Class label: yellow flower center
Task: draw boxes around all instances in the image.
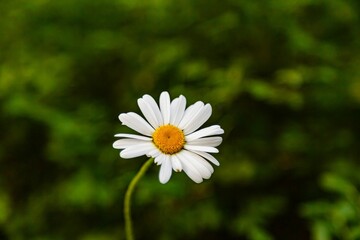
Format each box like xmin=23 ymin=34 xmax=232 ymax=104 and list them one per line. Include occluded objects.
xmin=152 ymin=125 xmax=185 ymax=154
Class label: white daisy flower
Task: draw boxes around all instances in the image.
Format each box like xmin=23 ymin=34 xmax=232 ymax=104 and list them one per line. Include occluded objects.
xmin=113 ymin=91 xmax=224 ymax=184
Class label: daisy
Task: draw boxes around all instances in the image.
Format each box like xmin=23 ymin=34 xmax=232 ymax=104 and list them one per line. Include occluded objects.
xmin=113 ymin=91 xmax=224 ymax=184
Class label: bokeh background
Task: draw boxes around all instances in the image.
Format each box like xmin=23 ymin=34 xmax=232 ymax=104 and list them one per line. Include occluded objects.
xmin=1 ymin=0 xmax=360 ymax=239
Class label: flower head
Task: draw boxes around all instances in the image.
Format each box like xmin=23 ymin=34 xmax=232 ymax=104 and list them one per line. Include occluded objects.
xmin=113 ymin=91 xmax=224 ymax=184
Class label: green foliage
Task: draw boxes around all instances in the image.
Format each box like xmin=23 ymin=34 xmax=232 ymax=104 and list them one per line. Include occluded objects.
xmin=302 ymin=170 xmax=360 ymax=240
xmin=1 ymin=0 xmax=360 ymax=239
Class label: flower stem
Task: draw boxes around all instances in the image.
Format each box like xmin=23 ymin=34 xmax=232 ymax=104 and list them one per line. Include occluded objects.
xmin=124 ymin=158 xmax=153 ymax=240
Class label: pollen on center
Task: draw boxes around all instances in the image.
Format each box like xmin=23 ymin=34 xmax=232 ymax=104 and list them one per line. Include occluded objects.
xmin=152 ymin=124 xmax=185 ymax=155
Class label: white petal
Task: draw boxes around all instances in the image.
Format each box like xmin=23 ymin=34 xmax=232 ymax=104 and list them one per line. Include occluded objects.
xmin=113 ymin=139 xmax=148 ymax=149
xmin=138 ymin=98 xmax=161 ymax=128
xmin=160 ymin=91 xmax=171 ymax=124
xmin=178 ymin=101 xmax=204 ymax=130
xmin=192 ymin=150 xmax=220 ymax=166
xmin=185 ymin=125 xmax=224 ymax=141
xmin=154 ymin=154 xmax=165 ymax=165
xmin=183 ymin=104 xmax=212 ymax=135
xmin=147 ymin=148 xmax=162 ymax=158
xmin=114 ymin=133 xmax=151 ymax=141
xmin=170 ymin=95 xmax=186 ymax=126
xmin=184 ymin=145 xmax=219 ymax=153
xmin=181 ymin=150 xmax=213 ymax=179
xmin=159 ymin=155 xmax=172 ymax=184
xmin=119 ymin=113 xmax=154 ymax=136
xmin=188 ymin=151 xmax=214 ymax=174
xmin=120 ymin=143 xmax=155 ymax=159
xmin=171 ymin=155 xmax=182 ymax=172
xmin=177 ymin=151 xmax=203 ymax=183
xmin=187 ymin=137 xmax=222 ymax=147
xmin=143 ymin=94 xmax=163 ymax=126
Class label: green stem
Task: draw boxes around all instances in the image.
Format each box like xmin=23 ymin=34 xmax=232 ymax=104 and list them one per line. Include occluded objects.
xmin=124 ymin=158 xmax=153 ymax=240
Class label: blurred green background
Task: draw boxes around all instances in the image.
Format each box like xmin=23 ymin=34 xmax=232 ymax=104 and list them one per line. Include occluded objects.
xmin=1 ymin=0 xmax=360 ymax=239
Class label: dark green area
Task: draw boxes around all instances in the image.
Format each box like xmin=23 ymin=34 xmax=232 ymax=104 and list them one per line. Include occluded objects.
xmin=1 ymin=0 xmax=360 ymax=239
